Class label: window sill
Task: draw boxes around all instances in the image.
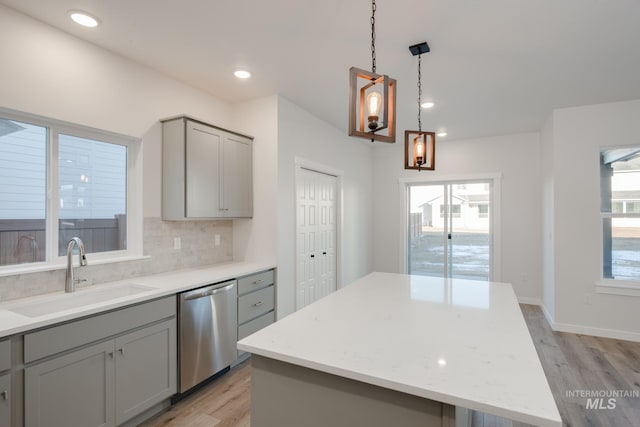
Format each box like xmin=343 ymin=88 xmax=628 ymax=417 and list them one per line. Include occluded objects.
xmin=596 ymin=280 xmax=640 ymax=297
xmin=0 ymin=254 xmax=151 ymax=278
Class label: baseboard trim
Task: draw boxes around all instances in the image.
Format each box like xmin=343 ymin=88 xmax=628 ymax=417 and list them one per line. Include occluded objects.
xmin=517 ymin=297 xmax=541 ymax=305
xmin=551 ymin=321 xmax=640 ymax=342
xmin=538 ymin=303 xmax=640 ymax=342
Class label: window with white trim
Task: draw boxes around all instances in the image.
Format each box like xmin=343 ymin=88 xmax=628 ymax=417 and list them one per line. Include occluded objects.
xmin=600 ymin=147 xmax=640 ymax=282
xmin=0 ymin=109 xmax=141 ymax=270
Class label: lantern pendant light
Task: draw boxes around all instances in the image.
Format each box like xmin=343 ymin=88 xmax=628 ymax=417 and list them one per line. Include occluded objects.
xmin=348 ymin=0 xmax=397 ymax=143
xmin=405 ymin=42 xmax=435 ymax=171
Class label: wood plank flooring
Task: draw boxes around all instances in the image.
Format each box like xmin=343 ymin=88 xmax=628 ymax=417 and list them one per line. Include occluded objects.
xmin=141 ymin=305 xmax=640 ymax=427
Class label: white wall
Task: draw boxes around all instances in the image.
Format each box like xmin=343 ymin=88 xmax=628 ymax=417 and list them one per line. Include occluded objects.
xmin=372 ymin=133 xmax=543 ymax=301
xmin=548 ymin=100 xmax=640 ymax=339
xmin=277 ymin=97 xmax=374 ymax=318
xmin=540 ymin=113 xmax=556 ymax=318
xmin=0 ymin=4 xmax=234 ymax=219
xmin=231 ymin=96 xmax=278 ymax=264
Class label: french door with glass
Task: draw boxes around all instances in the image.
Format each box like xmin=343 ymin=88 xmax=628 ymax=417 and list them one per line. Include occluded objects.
xmin=407 ymin=180 xmax=494 ymax=280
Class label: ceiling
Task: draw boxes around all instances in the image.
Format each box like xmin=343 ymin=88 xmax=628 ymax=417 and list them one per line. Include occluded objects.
xmin=2 ymin=0 xmax=640 ymax=141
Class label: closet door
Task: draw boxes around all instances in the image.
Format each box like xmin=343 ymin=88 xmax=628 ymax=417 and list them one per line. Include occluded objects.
xmin=296 ymin=168 xmax=337 ymax=310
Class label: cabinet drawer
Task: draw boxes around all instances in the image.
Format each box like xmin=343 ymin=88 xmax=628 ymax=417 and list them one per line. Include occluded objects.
xmin=25 ymin=296 xmax=176 ymax=363
xmin=238 ymin=286 xmax=274 ymax=324
xmin=238 ymin=311 xmax=275 ymax=341
xmin=0 ymin=340 xmax=10 ymax=372
xmin=238 ymin=270 xmax=274 ymax=295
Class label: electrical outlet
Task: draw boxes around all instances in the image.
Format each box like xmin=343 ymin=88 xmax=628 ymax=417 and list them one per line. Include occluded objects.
xmin=173 ymin=237 xmax=181 ymax=250
xmin=214 ymin=234 xmax=221 ymax=246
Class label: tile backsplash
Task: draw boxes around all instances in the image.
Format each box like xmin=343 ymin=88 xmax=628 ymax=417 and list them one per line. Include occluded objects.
xmin=0 ymin=217 xmax=233 ymax=302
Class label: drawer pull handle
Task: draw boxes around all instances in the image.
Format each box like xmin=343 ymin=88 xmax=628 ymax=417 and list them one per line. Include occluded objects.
xmin=253 ymin=301 xmax=264 ymax=307
xmin=253 ymin=279 xmax=265 ymax=285
xmin=1 ymin=390 xmax=7 ymax=400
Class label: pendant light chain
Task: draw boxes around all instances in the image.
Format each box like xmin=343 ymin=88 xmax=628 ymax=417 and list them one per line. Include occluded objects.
xmin=371 ymin=0 xmax=376 ymax=73
xmin=417 ymin=54 xmax=422 ymax=132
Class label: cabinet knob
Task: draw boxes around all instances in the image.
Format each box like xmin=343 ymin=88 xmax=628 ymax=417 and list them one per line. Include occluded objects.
xmin=323 ymin=251 xmax=327 ymax=255
xmin=310 ymin=254 xmax=315 ymax=258
xmin=1 ymin=390 xmax=7 ymax=400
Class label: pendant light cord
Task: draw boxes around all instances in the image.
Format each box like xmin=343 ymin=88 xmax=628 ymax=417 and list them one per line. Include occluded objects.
xmin=417 ymin=54 xmax=422 ymax=132
xmin=371 ymin=0 xmax=376 ymax=73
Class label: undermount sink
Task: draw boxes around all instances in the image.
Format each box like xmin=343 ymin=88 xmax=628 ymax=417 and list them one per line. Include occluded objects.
xmin=5 ymin=284 xmax=156 ymax=318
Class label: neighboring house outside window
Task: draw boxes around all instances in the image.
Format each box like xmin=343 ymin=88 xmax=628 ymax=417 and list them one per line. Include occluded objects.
xmin=600 ymin=147 xmax=640 ymax=283
xmin=0 ymin=109 xmax=141 ymax=270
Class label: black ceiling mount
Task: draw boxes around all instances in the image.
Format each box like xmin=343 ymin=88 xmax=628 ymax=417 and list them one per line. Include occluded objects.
xmin=409 ymin=42 xmax=430 ymax=56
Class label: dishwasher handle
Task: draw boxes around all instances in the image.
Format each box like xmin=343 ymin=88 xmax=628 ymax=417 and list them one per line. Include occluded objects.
xmin=182 ymin=282 xmax=236 ymax=301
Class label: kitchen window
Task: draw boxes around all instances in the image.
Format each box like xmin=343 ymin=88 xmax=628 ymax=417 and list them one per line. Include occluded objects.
xmin=599 ymin=147 xmax=640 ymax=287
xmin=0 ymin=108 xmax=142 ymax=273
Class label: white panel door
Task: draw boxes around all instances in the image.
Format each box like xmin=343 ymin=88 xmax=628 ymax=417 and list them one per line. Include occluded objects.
xmin=296 ymin=168 xmax=337 ymax=310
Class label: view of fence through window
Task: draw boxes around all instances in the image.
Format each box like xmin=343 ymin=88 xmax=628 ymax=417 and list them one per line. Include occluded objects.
xmin=0 ymin=117 xmax=128 ymax=266
xmin=408 ymin=182 xmax=491 ymax=281
xmin=600 ymin=148 xmax=640 ymax=281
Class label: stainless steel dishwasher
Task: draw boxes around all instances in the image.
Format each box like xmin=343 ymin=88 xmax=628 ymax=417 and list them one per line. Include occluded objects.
xmin=178 ymin=280 xmax=238 ymax=393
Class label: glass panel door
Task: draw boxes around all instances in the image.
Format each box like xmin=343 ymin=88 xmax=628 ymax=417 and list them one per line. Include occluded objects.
xmin=408 ymin=181 xmax=492 ymax=280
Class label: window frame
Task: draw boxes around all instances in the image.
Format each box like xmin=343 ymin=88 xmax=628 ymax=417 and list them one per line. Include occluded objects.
xmin=597 ymin=146 xmax=640 ymax=295
xmin=0 ymin=108 xmax=144 ymax=276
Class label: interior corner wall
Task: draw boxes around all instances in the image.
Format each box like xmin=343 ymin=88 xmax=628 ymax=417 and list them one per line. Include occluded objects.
xmin=540 ymin=113 xmax=556 ymax=320
xmin=371 ymin=132 xmax=543 ymax=302
xmin=551 ymin=100 xmax=640 ymax=339
xmin=231 ymin=96 xmax=279 ymax=264
xmin=276 ymin=96 xmax=374 ymax=319
xmin=0 ymin=4 xmax=234 ymax=219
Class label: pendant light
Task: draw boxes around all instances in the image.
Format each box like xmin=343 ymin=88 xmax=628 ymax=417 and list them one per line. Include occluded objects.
xmin=405 ymin=42 xmax=435 ymax=171
xmin=349 ymin=0 xmax=397 ymax=143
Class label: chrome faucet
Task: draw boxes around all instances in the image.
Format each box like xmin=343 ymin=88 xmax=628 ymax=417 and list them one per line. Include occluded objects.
xmin=65 ymin=237 xmax=88 ymax=292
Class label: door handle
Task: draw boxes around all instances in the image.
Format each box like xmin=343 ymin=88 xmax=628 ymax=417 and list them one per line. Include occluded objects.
xmin=119 ymin=347 xmax=125 ymax=356
xmin=1 ymin=390 xmax=8 ymax=401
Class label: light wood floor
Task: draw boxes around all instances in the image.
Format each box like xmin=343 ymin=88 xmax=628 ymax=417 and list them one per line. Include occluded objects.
xmin=141 ymin=305 xmax=640 ymax=427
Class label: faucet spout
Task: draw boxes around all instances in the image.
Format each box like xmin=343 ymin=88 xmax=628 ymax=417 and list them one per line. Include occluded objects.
xmin=65 ymin=237 xmax=88 ymax=292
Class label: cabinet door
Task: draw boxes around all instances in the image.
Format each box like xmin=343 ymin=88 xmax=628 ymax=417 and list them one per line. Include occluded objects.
xmin=25 ymin=341 xmax=115 ymax=427
xmin=0 ymin=373 xmax=10 ymax=427
xmin=186 ymin=121 xmax=223 ymax=218
xmin=222 ymin=134 xmax=253 ymax=217
xmin=114 ymin=319 xmax=177 ymax=425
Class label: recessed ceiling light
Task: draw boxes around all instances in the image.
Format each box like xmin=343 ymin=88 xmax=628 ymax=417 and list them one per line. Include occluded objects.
xmin=437 ymin=132 xmax=447 ymax=137
xmin=69 ymin=11 xmax=100 ymax=28
xmin=234 ymin=70 xmax=251 ymax=79
xmin=421 ymin=101 xmax=435 ymax=109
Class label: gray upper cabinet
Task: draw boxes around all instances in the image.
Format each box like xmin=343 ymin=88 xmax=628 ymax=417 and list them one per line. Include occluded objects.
xmin=162 ymin=116 xmax=253 ymax=220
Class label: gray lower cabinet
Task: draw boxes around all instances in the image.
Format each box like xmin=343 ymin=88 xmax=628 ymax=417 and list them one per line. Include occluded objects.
xmin=24 ymin=297 xmax=177 ymax=427
xmin=0 ymin=372 xmax=10 ymax=427
xmin=115 ymin=321 xmax=176 ymax=425
xmin=1 ymin=339 xmax=12 ymax=426
xmin=237 ymin=270 xmax=276 ymax=356
xmin=25 ymin=341 xmax=115 ymax=427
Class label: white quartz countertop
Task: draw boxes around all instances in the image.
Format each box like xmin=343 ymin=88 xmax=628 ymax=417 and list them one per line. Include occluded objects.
xmin=238 ymin=272 xmax=561 ymax=427
xmin=0 ymin=261 xmax=274 ymax=338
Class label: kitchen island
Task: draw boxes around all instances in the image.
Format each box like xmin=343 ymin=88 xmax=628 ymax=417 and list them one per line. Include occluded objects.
xmin=237 ymin=272 xmax=561 ymax=427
